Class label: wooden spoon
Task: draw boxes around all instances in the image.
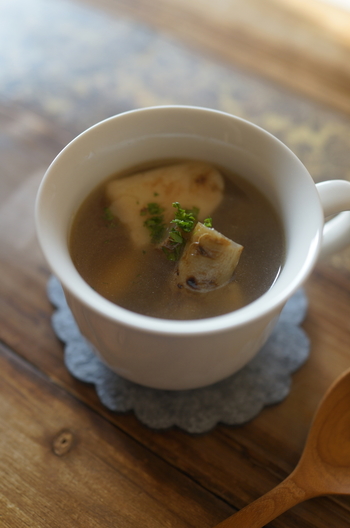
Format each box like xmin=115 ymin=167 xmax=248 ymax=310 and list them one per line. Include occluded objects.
xmin=214 ymin=368 xmax=350 ymax=528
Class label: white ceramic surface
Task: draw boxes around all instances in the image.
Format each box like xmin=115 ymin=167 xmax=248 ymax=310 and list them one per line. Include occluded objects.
xmin=35 ymin=106 xmax=350 ymax=389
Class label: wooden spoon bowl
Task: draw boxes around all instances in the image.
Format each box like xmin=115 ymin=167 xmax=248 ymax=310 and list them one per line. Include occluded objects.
xmin=214 ymin=368 xmax=350 ymax=528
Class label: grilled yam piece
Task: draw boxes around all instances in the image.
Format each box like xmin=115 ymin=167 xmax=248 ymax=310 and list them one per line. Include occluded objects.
xmin=175 ymin=222 xmax=243 ymax=293
xmin=106 ymin=162 xmax=224 ymax=248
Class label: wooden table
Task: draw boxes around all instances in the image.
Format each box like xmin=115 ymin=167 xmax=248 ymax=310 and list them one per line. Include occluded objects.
xmin=1 ymin=0 xmax=350 ymax=526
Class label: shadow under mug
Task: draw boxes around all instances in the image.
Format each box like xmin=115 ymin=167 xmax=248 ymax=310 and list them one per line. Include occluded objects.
xmin=35 ymin=106 xmax=350 ymax=390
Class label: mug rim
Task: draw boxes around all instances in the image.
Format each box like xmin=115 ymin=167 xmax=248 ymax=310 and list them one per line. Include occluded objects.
xmin=35 ymin=105 xmax=323 ymax=336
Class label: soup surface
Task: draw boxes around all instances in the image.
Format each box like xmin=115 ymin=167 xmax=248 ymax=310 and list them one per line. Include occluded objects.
xmin=70 ymin=160 xmax=285 ymax=320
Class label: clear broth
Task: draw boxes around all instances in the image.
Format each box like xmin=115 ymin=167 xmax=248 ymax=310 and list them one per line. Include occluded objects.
xmin=69 ymin=160 xmax=285 ymax=320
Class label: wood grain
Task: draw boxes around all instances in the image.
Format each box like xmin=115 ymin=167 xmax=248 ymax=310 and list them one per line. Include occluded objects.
xmin=75 ymin=0 xmax=350 ymax=116
xmin=1 ymin=1 xmax=350 ymax=526
xmin=0 ymin=343 xmax=234 ymax=528
xmin=0 ymin=98 xmax=349 ymax=528
xmin=1 ymin=172 xmax=350 ymax=527
xmin=214 ymin=368 xmax=350 ymax=527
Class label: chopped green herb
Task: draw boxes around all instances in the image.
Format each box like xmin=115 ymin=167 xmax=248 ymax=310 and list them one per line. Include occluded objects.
xmin=192 ymin=206 xmax=200 ymax=217
xmin=169 ymin=230 xmax=184 ymax=244
xmin=160 ymin=203 xmax=201 ymax=262
xmin=141 ymin=202 xmax=166 ymax=243
xmin=103 ymin=207 xmax=118 ymax=227
xmin=143 ymin=216 xmax=165 ymax=242
xmin=161 ymin=227 xmax=184 ymax=261
xmin=142 ymin=200 xmax=214 ymax=260
xmin=103 ymin=207 xmax=114 ymax=221
xmin=149 ymin=202 xmax=164 ymax=215
xmin=171 ymin=202 xmax=198 ymax=232
xmin=140 ymin=202 xmax=164 ymax=216
xmin=162 ymin=244 xmax=183 ymax=262
xmin=154 ymin=192 xmax=159 ymax=197
xmin=144 ymin=217 xmax=161 ymax=228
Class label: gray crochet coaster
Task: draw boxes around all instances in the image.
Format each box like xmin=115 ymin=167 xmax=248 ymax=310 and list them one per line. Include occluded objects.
xmin=48 ymin=276 xmax=309 ymax=433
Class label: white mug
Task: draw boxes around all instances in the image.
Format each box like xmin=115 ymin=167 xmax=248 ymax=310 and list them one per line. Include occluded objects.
xmin=35 ymin=106 xmax=350 ymax=390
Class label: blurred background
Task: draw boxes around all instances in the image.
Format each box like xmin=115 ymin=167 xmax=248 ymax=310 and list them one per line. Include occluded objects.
xmin=1 ymin=0 xmax=350 ymax=269
xmin=2 ymin=4 xmax=350 ymax=528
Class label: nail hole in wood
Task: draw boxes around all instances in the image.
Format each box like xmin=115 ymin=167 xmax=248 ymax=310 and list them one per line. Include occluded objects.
xmin=52 ymin=429 xmax=74 ymax=456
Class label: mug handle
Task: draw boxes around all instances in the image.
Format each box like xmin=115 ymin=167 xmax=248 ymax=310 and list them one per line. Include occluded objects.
xmin=316 ymin=180 xmax=350 ymax=260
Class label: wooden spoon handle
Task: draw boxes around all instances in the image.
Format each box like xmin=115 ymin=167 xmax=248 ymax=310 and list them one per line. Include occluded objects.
xmin=213 ymin=473 xmax=309 ymax=528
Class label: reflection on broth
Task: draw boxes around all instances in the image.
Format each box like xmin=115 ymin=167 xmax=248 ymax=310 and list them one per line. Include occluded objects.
xmin=69 ymin=160 xmax=285 ymax=320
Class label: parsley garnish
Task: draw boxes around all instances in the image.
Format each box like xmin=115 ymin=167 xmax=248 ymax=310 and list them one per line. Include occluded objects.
xmin=161 ymin=240 xmax=183 ymax=261
xmin=149 ymin=203 xmax=164 ymax=215
xmin=144 ymin=216 xmax=165 ymax=242
xmin=140 ymin=202 xmax=164 ymax=216
xmin=103 ymin=207 xmax=114 ymax=221
xmin=103 ymin=207 xmax=118 ymax=227
xmin=169 ymin=230 xmax=184 ymax=244
xmin=161 ymin=203 xmax=202 ymax=261
xmin=171 ymin=202 xmax=198 ymax=232
xmin=141 ymin=200 xmax=214 ymax=259
xmin=141 ymin=202 xmax=166 ymax=243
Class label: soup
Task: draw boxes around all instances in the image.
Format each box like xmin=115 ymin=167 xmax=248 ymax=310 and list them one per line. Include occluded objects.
xmin=69 ymin=160 xmax=285 ymax=320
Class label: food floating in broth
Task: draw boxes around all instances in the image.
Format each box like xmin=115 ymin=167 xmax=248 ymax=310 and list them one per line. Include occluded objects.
xmin=107 ymin=161 xmax=243 ymax=296
xmin=106 ymin=162 xmax=224 ymax=248
xmin=173 ymin=221 xmax=243 ymax=293
xmin=70 ymin=160 xmax=285 ymax=320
